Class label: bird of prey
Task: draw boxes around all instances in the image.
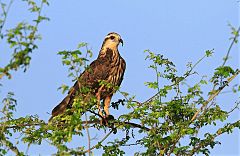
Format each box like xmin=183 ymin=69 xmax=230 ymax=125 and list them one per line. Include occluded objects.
xmin=49 ymin=32 xmax=126 ymax=123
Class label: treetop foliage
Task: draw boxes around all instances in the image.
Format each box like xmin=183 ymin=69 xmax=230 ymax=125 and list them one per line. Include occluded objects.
xmin=0 ymin=1 xmax=240 ymax=155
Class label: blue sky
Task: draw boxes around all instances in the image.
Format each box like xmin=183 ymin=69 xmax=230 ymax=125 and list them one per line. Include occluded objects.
xmin=1 ymin=0 xmax=239 ymax=155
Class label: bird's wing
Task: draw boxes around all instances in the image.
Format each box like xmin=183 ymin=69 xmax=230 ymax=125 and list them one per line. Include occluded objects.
xmin=50 ymin=53 xmax=112 ymax=119
xmin=117 ymin=57 xmax=126 ymax=86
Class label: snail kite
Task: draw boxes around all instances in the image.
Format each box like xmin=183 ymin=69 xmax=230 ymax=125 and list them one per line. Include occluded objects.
xmin=49 ymin=32 xmax=126 ymax=122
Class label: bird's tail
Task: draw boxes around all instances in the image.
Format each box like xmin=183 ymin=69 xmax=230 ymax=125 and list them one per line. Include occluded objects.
xmin=49 ymin=94 xmax=72 ymax=122
xmin=49 ymin=80 xmax=82 ymax=122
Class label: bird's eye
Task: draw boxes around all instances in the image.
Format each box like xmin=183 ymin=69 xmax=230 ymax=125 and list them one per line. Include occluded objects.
xmin=110 ymin=36 xmax=115 ymax=40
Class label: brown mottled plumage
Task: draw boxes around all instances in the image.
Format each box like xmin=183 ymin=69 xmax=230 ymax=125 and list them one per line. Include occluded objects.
xmin=49 ymin=32 xmax=126 ymax=122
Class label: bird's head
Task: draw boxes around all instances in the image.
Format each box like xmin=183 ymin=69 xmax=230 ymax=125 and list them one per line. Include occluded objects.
xmin=102 ymin=32 xmax=123 ymax=49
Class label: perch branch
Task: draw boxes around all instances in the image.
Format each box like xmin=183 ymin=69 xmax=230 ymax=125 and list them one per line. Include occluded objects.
xmin=1 ymin=118 xmax=150 ymax=132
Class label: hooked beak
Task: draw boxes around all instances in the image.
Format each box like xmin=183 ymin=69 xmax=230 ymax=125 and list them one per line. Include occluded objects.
xmin=119 ymin=38 xmax=123 ymax=46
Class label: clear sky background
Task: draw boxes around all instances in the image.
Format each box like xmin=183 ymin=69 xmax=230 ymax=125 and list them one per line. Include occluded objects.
xmin=0 ymin=0 xmax=239 ymax=155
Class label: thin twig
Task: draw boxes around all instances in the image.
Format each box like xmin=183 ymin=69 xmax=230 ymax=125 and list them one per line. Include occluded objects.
xmin=80 ymin=130 xmax=112 ymax=154
xmin=154 ymin=62 xmax=161 ymax=103
xmin=122 ymin=121 xmax=150 ymax=131
xmin=84 ymin=113 xmax=91 ymax=156
xmin=227 ymin=101 xmax=240 ymax=114
xmin=121 ymin=143 xmax=140 ymax=146
xmin=222 ymin=26 xmax=240 ymax=67
xmin=29 ymin=0 xmax=44 ymax=44
xmin=87 ymin=109 xmax=104 ymax=119
xmin=0 ymin=0 xmax=14 ymax=35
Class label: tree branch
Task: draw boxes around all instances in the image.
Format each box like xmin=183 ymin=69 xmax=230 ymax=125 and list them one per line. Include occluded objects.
xmin=190 ymin=120 xmax=240 ymax=155
xmin=79 ymin=130 xmax=113 ymax=155
xmin=84 ymin=113 xmax=91 ymax=156
xmin=0 ymin=0 xmax=14 ymax=34
xmin=1 ymin=134 xmax=22 ymax=155
xmin=142 ymin=53 xmax=208 ymax=105
xmin=190 ymin=69 xmax=240 ymax=122
xmin=222 ymin=26 xmax=240 ymax=67
xmin=1 ymin=118 xmax=150 ymax=132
